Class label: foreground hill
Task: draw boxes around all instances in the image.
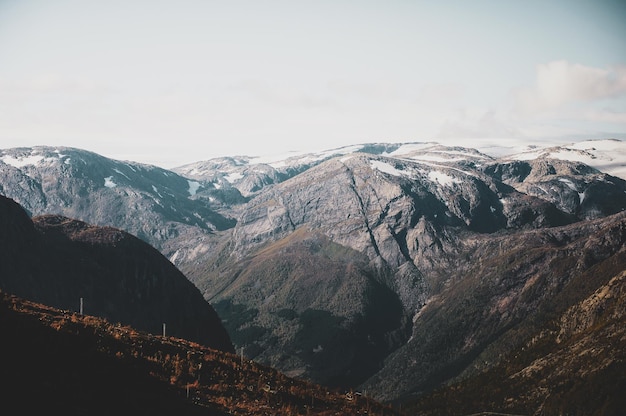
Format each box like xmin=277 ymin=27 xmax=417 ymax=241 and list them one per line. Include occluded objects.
xmin=0 ymin=290 xmax=399 ymax=416
xmin=0 ymin=194 xmax=232 ymax=352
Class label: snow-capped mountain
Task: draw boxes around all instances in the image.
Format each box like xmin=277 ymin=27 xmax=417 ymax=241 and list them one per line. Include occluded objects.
xmin=1 ymin=139 xmax=625 ymax=404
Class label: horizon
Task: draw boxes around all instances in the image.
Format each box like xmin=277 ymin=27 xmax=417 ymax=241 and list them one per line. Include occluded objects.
xmin=1 ymin=1 xmax=625 ymax=168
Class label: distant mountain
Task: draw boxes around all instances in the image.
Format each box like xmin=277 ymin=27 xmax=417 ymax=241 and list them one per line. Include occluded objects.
xmin=1 ymin=139 xmax=626 ymax=407
xmin=0 ymin=195 xmax=232 ymax=352
xmin=186 ymin=146 xmax=626 ymax=395
xmin=0 ymin=290 xmax=398 ymax=415
xmin=0 ymin=146 xmax=237 ymax=268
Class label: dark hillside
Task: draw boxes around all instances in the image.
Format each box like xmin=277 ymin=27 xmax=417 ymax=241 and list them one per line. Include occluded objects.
xmin=0 ymin=194 xmax=232 ymax=352
xmin=0 ymin=291 xmax=401 ymax=415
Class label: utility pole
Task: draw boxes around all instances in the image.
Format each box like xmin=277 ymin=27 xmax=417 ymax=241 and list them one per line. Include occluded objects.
xmin=79 ymin=297 xmax=83 ymax=315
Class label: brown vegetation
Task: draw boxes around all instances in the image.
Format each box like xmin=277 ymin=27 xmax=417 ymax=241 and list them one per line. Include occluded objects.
xmin=0 ymin=290 xmax=402 ymax=415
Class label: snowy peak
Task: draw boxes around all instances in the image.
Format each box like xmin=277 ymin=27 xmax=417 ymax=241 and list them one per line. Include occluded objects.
xmin=503 ymin=139 xmax=626 ymax=180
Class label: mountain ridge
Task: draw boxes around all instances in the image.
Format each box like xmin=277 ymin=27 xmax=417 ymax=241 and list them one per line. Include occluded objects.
xmin=1 ymin=139 xmax=625 ymax=407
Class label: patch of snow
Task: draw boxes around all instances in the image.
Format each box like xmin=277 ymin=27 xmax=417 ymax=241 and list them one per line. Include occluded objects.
xmin=113 ymin=168 xmax=130 ymax=180
xmin=384 ymin=143 xmax=434 ymax=157
xmin=340 ymin=156 xmax=353 ymax=163
xmin=213 ymin=181 xmax=222 ymax=190
xmin=508 ymin=150 xmax=544 ymax=161
xmin=370 ymin=160 xmax=406 ymax=177
xmin=408 ymin=154 xmax=465 ymax=163
xmin=64 ymin=158 xmax=71 ymax=165
xmin=427 ymin=171 xmax=461 ymax=187
xmin=104 ymin=176 xmax=117 ymax=188
xmin=1 ymin=154 xmax=44 ymax=168
xmin=169 ymin=249 xmax=181 ymax=264
xmin=558 ymin=178 xmax=577 ymax=191
xmin=313 ymin=345 xmax=324 ymax=353
xmin=579 ymin=192 xmax=586 ymax=204
xmin=151 ymin=185 xmax=164 ymax=198
xmin=188 ymin=180 xmax=201 ymax=196
xmin=548 ymin=149 xmax=596 ymax=165
xmin=224 ymin=172 xmax=243 ymax=183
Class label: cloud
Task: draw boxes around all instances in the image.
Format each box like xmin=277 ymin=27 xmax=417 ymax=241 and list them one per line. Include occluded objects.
xmin=437 ymin=108 xmax=521 ymax=139
xmin=327 ymin=79 xmax=400 ymax=101
xmin=514 ymin=60 xmax=626 ymax=114
xmin=582 ymin=108 xmax=626 ymax=124
xmin=230 ymin=79 xmax=334 ymax=109
xmin=416 ymin=83 xmax=465 ymax=103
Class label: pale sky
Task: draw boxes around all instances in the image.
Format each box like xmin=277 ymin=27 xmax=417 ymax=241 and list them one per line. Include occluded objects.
xmin=0 ymin=0 xmax=625 ymax=167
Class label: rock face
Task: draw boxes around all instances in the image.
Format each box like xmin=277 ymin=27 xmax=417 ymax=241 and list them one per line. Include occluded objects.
xmin=2 ymin=141 xmax=626 ymax=405
xmin=0 ymin=195 xmax=233 ymax=352
xmin=404 ymin=238 xmax=626 ymax=415
xmin=361 ymin=211 xmax=626 ymax=402
xmin=184 ymin=148 xmax=626 ymax=393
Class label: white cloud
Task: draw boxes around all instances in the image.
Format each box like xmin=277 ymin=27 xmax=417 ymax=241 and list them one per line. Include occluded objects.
xmin=230 ymin=79 xmax=334 ymax=109
xmin=437 ymin=108 xmax=521 ymax=139
xmin=514 ymin=61 xmax=626 ymax=114
xmin=582 ymin=108 xmax=626 ymax=124
xmin=416 ymin=83 xmax=465 ymax=103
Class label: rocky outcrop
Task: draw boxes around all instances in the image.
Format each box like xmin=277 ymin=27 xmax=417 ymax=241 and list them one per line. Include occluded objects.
xmin=361 ymin=212 xmax=626 ymax=402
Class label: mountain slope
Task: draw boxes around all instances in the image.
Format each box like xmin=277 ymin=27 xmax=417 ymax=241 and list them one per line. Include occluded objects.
xmin=0 ymin=290 xmax=400 ymax=415
xmin=0 ymin=146 xmax=238 ymax=267
xmin=184 ymin=149 xmax=626 ymax=391
xmin=361 ymin=211 xmax=626 ymax=402
xmin=0 ymin=194 xmax=232 ymax=352
xmin=405 ymin=266 xmax=626 ymax=415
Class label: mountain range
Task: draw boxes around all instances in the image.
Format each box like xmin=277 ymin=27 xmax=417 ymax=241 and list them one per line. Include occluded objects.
xmin=1 ymin=139 xmax=625 ymax=411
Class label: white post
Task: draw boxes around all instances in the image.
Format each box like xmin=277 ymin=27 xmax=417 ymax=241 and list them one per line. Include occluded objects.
xmin=240 ymin=346 xmax=244 ymax=366
xmin=162 ymin=323 xmax=166 ymax=337
xmin=79 ymin=297 xmax=83 ymax=315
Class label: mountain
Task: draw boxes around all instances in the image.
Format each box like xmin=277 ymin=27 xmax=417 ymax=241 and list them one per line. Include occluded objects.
xmin=0 ymin=194 xmax=232 ymax=352
xmin=1 ymin=139 xmax=626 ymax=407
xmin=0 ymin=146 xmax=237 ymax=268
xmin=361 ymin=210 xmax=626 ymax=403
xmin=404 ymin=262 xmax=626 ymax=415
xmin=0 ymin=290 xmax=399 ymax=416
xmin=185 ymin=147 xmax=626 ymax=396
